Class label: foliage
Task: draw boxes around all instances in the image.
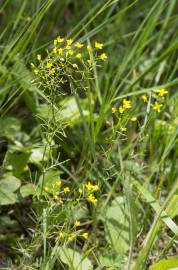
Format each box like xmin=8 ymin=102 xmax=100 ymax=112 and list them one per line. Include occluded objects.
xmin=0 ymin=0 xmax=178 ymax=269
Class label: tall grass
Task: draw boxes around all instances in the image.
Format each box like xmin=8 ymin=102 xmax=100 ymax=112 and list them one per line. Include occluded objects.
xmin=0 ymin=0 xmax=178 ymax=269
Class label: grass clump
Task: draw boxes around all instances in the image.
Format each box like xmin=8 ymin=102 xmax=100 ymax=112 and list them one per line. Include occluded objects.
xmin=0 ymin=0 xmax=178 ymax=270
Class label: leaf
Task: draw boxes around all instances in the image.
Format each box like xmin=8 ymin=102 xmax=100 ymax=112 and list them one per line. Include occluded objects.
xmin=0 ymin=174 xmax=21 ymax=205
xmin=29 ymin=146 xmax=50 ymax=167
xmin=3 ymin=145 xmax=31 ymax=176
xmin=99 ymin=252 xmax=124 ymax=268
xmin=133 ymin=180 xmax=178 ymax=234
xmin=20 ymin=183 xmax=38 ymax=197
xmin=0 ymin=216 xmax=20 ymax=233
xmin=0 ymin=117 xmax=21 ymax=139
xmin=37 ymin=97 xmax=91 ymax=127
xmin=166 ymin=195 xmax=178 ymax=218
xmin=0 ymin=174 xmax=21 ymax=192
xmin=39 ymin=169 xmax=62 ymax=189
xmin=58 ymin=247 xmax=93 ymax=270
xmin=149 ymin=256 xmax=178 ymax=270
xmin=104 ymin=196 xmax=129 ymax=255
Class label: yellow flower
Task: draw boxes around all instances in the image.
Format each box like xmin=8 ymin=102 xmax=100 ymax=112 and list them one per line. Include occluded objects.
xmin=95 ymin=41 xmax=103 ymax=49
xmin=54 ymin=180 xmax=61 ymax=187
xmin=120 ymin=127 xmax=127 ymax=132
xmin=87 ymin=59 xmax=92 ymax=66
xmin=58 ymin=197 xmax=63 ymax=204
xmin=99 ymin=53 xmax=107 ymax=60
xmin=155 ymin=88 xmax=168 ymax=97
xmin=66 ymin=39 xmax=73 ymax=45
xmin=119 ymin=106 xmax=125 ymax=114
xmin=112 ymin=107 xmax=117 ymax=113
xmin=88 ymin=194 xmax=97 ymax=204
xmin=131 ymin=117 xmax=137 ymax=122
xmin=46 ymin=62 xmax=53 ymax=69
xmin=75 ymin=42 xmax=84 ymax=48
xmin=123 ymin=99 xmax=131 ymax=109
xmin=58 ymin=48 xmax=63 ymax=55
xmin=53 ymin=47 xmax=57 ymax=54
xmin=54 ymin=196 xmax=63 ymax=204
xmin=142 ymin=95 xmax=148 ymax=102
xmin=59 ymin=232 xmax=65 ymax=239
xmin=63 ymin=187 xmax=70 ymax=193
xmin=34 ymin=68 xmax=39 ymax=75
xmin=44 ymin=186 xmax=49 ymax=192
xmin=78 ymin=188 xmax=83 ymax=194
xmin=66 ymin=45 xmax=71 ymax=50
xmin=68 ymin=50 xmax=74 ymax=56
xmin=81 ymin=232 xmax=88 ymax=239
xmin=68 ymin=236 xmax=74 ymax=241
xmin=92 ymin=185 xmax=99 ymax=191
xmin=37 ymin=54 xmax=41 ymax=61
xmin=72 ymin=63 xmax=78 ymax=69
xmin=53 ymin=195 xmax=59 ymax=200
xmin=153 ymin=101 xmax=163 ymax=113
xmin=76 ymin=53 xmax=82 ymax=59
xmin=85 ymin=182 xmax=93 ymax=191
xmin=74 ymin=220 xmax=81 ymax=227
xmin=57 ymin=36 xmax=64 ymax=43
xmin=54 ymin=39 xmax=58 ymax=46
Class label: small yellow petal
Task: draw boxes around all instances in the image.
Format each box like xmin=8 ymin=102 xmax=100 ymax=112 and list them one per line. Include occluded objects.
xmin=53 ymin=47 xmax=57 ymax=54
xmin=57 ymin=36 xmax=64 ymax=43
xmin=99 ymin=53 xmax=107 ymax=60
xmin=63 ymin=187 xmax=70 ymax=193
xmin=75 ymin=42 xmax=84 ymax=48
xmin=54 ymin=39 xmax=57 ymax=46
xmin=95 ymin=41 xmax=103 ymax=50
xmin=66 ymin=39 xmax=73 ymax=45
xmin=131 ymin=117 xmax=137 ymax=122
xmin=76 ymin=53 xmax=82 ymax=59
xmin=58 ymin=48 xmax=63 ymax=55
xmin=37 ymin=54 xmax=41 ymax=61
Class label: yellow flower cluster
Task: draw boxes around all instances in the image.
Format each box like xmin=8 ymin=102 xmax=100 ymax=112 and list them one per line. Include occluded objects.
xmin=43 ymin=178 xmax=100 ymax=207
xmin=85 ymin=181 xmax=99 ymax=191
xmin=153 ymin=88 xmax=168 ymax=112
xmin=31 ymin=36 xmax=108 ymax=79
xmin=141 ymin=88 xmax=168 ymax=113
xmin=58 ymin=221 xmax=89 ymax=243
xmin=111 ymin=88 xmax=169 ymax=136
xmin=76 ymin=181 xmax=99 ymax=205
xmin=85 ymin=181 xmax=99 ymax=205
xmin=112 ymin=98 xmax=132 ymax=115
xmin=43 ymin=178 xmax=71 ymax=205
xmin=44 ymin=178 xmax=96 ymax=244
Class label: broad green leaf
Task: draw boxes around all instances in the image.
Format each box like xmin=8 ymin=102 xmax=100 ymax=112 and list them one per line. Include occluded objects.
xmin=3 ymin=146 xmax=31 ymax=176
xmin=99 ymin=252 xmax=124 ymax=269
xmin=59 ymin=97 xmax=90 ymax=124
xmin=39 ymin=169 xmax=63 ymax=194
xmin=37 ymin=97 xmax=91 ymax=127
xmin=59 ymin=247 xmax=93 ymax=270
xmin=0 ymin=174 xmax=21 ymax=192
xmin=0 ymin=191 xmax=17 ymax=206
xmin=150 ymin=257 xmax=178 ymax=270
xmin=20 ymin=183 xmax=38 ymax=198
xmin=104 ymin=196 xmax=129 ymax=255
xmin=0 ymin=117 xmax=21 ymax=139
xmin=0 ymin=174 xmax=21 ymax=205
xmin=29 ymin=145 xmax=51 ymax=167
